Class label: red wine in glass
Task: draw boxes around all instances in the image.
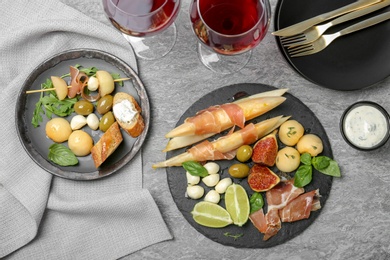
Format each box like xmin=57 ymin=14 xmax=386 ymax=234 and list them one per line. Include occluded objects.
xmin=103 ymin=0 xmax=181 ymax=60
xmin=190 ymin=0 xmax=271 ymax=72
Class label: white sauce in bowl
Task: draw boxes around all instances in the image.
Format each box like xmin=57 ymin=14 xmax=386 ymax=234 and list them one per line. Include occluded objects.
xmin=343 ymin=105 xmax=389 ymax=149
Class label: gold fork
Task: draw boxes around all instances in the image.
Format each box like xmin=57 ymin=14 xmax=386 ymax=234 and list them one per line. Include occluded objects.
xmin=281 ymin=0 xmax=390 ymax=48
xmin=288 ymin=11 xmax=390 ymax=57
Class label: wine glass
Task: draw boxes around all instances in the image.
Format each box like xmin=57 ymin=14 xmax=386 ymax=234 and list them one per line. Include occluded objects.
xmin=102 ymin=0 xmax=181 ymax=60
xmin=189 ymin=0 xmax=271 ymax=74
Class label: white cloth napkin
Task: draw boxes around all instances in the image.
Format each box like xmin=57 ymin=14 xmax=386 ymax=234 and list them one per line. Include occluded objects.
xmin=0 ymin=0 xmax=172 ymax=259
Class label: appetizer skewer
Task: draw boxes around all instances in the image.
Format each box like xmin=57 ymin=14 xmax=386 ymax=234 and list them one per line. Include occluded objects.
xmin=25 ymin=78 xmax=131 ymax=94
xmin=27 ymin=66 xmax=132 ymax=103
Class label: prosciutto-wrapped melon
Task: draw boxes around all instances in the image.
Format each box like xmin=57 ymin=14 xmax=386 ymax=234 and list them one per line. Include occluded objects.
xmin=153 ymin=115 xmax=290 ymax=168
xmin=164 ymin=89 xmax=288 ymax=151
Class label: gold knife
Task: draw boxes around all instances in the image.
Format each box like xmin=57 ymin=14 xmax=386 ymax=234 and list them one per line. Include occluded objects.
xmin=273 ymin=0 xmax=383 ymax=37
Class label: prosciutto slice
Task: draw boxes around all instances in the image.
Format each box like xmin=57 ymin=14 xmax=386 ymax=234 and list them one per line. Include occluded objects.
xmin=187 ymin=140 xmax=236 ymax=162
xmin=263 ymin=208 xmax=281 ymax=241
xmin=262 ymin=180 xmax=303 ymax=240
xmin=68 ymin=66 xmax=88 ymax=98
xmin=279 ymin=189 xmax=321 ymax=222
xmin=266 ymin=179 xmax=304 ymax=211
xmin=249 ymin=209 xmax=267 ymax=233
xmin=153 ymin=116 xmax=289 ymax=168
xmin=187 ymin=103 xmax=244 ymax=135
xmin=249 ymin=179 xmax=321 ymax=241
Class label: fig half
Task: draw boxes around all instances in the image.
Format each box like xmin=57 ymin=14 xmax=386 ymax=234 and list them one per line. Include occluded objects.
xmin=251 ymin=129 xmax=278 ymax=166
xmin=248 ymin=164 xmax=280 ymax=192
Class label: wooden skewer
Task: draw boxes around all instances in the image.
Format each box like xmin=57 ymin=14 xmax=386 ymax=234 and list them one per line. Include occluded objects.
xmin=25 ymin=78 xmax=131 ymax=94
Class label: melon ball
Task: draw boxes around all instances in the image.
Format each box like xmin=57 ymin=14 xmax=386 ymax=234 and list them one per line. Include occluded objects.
xmin=276 ymin=146 xmax=301 ymax=172
xmin=278 ymin=120 xmax=305 ymax=146
xmin=45 ymin=118 xmax=72 ymax=143
xmin=296 ymin=134 xmax=323 ymax=156
xmin=68 ymin=130 xmax=93 ymax=156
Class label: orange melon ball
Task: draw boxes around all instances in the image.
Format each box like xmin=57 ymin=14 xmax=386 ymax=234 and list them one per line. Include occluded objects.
xmin=68 ymin=130 xmax=93 ymax=156
xmin=45 ymin=118 xmax=72 ymax=143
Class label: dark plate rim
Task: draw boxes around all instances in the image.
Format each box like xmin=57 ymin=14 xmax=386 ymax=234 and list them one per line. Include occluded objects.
xmin=15 ymin=48 xmax=150 ymax=181
xmin=274 ymin=0 xmax=390 ymax=91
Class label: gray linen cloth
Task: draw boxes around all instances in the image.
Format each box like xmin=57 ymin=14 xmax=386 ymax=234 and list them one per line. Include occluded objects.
xmin=0 ymin=0 xmax=172 ymax=259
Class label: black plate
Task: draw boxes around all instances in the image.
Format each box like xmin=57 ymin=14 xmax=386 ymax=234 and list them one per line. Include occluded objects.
xmin=15 ymin=49 xmax=149 ymax=180
xmin=274 ymin=0 xmax=390 ymax=90
xmin=166 ymin=83 xmax=333 ymax=248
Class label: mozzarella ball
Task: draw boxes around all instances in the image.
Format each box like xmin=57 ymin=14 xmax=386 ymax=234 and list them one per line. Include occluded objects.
xmin=68 ymin=130 xmax=93 ymax=156
xmin=186 ymin=171 xmax=200 ymax=185
xmin=203 ymin=162 xmax=220 ymax=175
xmin=276 ymin=146 xmax=301 ymax=172
xmin=202 ymin=173 xmax=220 ymax=187
xmin=215 ymin=178 xmax=232 ymax=194
xmin=70 ymin=115 xmax=87 ymax=130
xmin=278 ymin=120 xmax=305 ymax=146
xmin=296 ymin=134 xmax=323 ymax=156
xmin=204 ymin=190 xmax=220 ymax=204
xmin=86 ymin=113 xmax=99 ymax=130
xmin=45 ymin=118 xmax=72 ymax=143
xmin=186 ymin=185 xmax=204 ymax=200
xmin=87 ymin=76 xmax=99 ymax=91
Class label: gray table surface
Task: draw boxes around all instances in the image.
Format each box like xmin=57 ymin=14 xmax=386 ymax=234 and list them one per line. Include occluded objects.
xmin=64 ymin=0 xmax=390 ymax=259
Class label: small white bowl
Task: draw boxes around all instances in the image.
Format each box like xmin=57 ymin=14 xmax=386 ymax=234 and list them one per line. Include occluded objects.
xmin=340 ymin=101 xmax=390 ymax=151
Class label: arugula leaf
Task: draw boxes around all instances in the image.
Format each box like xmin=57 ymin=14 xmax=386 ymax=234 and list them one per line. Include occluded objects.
xmin=31 ymin=78 xmax=55 ymax=127
xmin=80 ymin=66 xmax=98 ymax=76
xmin=41 ymin=94 xmax=78 ymax=117
xmin=32 ymin=98 xmax=44 ymax=128
xmin=60 ymin=65 xmax=98 ymax=78
xmin=294 ymin=165 xmax=312 ymax=188
xmin=249 ymin=192 xmax=264 ymax=214
xmin=48 ymin=144 xmax=78 ymax=166
xmin=111 ymin=73 xmax=124 ymax=86
xmin=182 ymin=161 xmax=209 ymax=177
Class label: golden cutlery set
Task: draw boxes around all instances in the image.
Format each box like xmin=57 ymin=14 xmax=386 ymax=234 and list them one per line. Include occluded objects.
xmin=273 ymin=0 xmax=390 ymax=57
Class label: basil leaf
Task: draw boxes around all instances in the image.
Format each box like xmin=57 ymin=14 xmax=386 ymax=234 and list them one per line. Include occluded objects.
xmin=315 ymin=160 xmax=341 ymax=177
xmin=312 ymin=156 xmax=331 ymax=170
xmin=249 ymin=192 xmax=264 ymax=214
xmin=182 ymin=161 xmax=208 ymax=177
xmin=294 ymin=165 xmax=312 ymax=188
xmin=300 ymin=152 xmax=312 ymax=165
xmin=48 ymin=144 xmax=78 ymax=166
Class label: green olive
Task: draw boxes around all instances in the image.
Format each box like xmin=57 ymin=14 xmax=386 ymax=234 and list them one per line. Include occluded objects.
xmin=74 ymin=100 xmax=94 ymax=115
xmin=99 ymin=111 xmax=115 ymax=132
xmin=228 ymin=163 xmax=250 ymax=178
xmin=236 ymin=145 xmax=253 ymax=162
xmin=96 ymin=95 xmax=113 ymax=115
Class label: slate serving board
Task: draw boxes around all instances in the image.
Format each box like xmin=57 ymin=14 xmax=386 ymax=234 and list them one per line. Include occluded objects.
xmin=166 ymin=83 xmax=333 ymax=248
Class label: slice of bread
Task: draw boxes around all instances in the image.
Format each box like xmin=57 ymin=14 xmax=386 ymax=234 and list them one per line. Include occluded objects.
xmin=113 ymin=92 xmax=145 ymax=138
xmin=91 ymin=121 xmax=123 ymax=168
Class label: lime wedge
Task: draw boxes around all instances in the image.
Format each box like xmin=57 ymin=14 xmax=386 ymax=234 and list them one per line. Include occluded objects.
xmin=191 ymin=201 xmax=233 ymax=228
xmin=225 ymin=183 xmax=250 ymax=226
